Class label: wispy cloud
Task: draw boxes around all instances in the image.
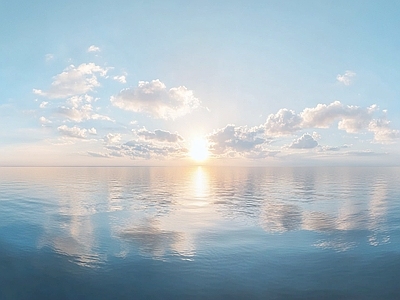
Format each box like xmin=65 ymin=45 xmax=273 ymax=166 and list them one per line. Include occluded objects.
xmin=336 ymin=70 xmax=356 ymax=86
xmin=39 ymin=101 xmax=48 ymax=108
xmin=39 ymin=116 xmax=52 ymax=126
xmin=87 ymin=45 xmax=101 ymax=52
xmin=113 ymin=75 xmax=127 ymax=83
xmin=45 ymin=54 xmax=54 ymax=62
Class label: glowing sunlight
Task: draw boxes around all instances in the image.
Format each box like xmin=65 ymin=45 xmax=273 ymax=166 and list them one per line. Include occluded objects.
xmin=189 ymin=138 xmax=209 ymax=162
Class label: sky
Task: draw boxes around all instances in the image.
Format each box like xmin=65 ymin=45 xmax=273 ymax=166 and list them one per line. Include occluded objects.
xmin=1 ymin=0 xmax=400 ymax=166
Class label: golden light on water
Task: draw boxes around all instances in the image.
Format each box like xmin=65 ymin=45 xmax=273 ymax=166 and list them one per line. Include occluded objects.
xmin=192 ymin=166 xmax=210 ymax=201
xmin=189 ymin=138 xmax=209 ymax=162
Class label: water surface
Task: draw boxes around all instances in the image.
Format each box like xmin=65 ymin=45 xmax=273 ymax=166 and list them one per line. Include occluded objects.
xmin=1 ymin=166 xmax=400 ymax=299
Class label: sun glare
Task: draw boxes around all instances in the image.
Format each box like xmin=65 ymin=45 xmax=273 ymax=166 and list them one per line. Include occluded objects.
xmin=189 ymin=138 xmax=209 ymax=162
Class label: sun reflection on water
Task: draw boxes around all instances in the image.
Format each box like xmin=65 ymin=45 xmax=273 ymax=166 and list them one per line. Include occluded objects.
xmin=192 ymin=166 xmax=210 ymax=203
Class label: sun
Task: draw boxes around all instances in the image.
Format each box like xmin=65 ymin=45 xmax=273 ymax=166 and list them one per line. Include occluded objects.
xmin=189 ymin=138 xmax=210 ymax=162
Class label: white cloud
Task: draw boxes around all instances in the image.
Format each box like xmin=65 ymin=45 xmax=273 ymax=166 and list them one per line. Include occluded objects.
xmin=57 ymin=125 xmax=88 ymax=139
xmin=263 ymin=101 xmax=378 ymax=137
xmin=88 ymin=128 xmax=97 ymax=135
xmin=87 ymin=45 xmax=100 ymax=52
xmin=205 ymin=101 xmax=399 ymax=159
xmin=136 ymin=128 xmax=183 ymax=143
xmin=100 ymin=128 xmax=187 ymax=159
xmin=298 ymin=102 xmax=398 ymax=142
xmin=56 ymin=95 xmax=112 ymax=122
xmin=113 ymin=75 xmax=127 ymax=83
xmin=100 ymin=129 xmax=187 ymax=159
xmin=207 ymin=124 xmax=266 ymax=156
xmin=337 ymin=70 xmax=356 ymax=86
xmin=312 ymin=131 xmax=321 ymax=140
xmin=57 ymin=105 xmax=93 ymax=122
xmin=104 ymin=133 xmax=122 ymax=144
xmin=33 ymin=63 xmax=108 ymax=99
xmin=264 ymin=109 xmax=302 ymax=136
xmin=105 ymin=141 xmax=187 ymax=160
xmin=39 ymin=101 xmax=48 ymax=108
xmin=110 ymin=79 xmax=200 ymax=119
xmin=91 ymin=113 xmax=113 ymax=121
xmin=289 ymin=133 xmax=318 ymax=149
xmin=39 ymin=116 xmax=52 ymax=125
xmin=301 ymin=101 xmax=377 ymax=132
xmin=368 ymin=118 xmax=400 ymax=143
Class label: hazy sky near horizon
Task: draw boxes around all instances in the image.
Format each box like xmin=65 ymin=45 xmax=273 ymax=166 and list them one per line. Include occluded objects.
xmin=1 ymin=0 xmax=400 ymax=166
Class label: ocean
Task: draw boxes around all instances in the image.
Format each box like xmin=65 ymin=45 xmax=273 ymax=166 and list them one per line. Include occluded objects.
xmin=1 ymin=166 xmax=400 ymax=299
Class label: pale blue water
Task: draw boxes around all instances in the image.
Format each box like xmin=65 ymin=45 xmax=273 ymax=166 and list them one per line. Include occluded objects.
xmin=1 ymin=166 xmax=400 ymax=299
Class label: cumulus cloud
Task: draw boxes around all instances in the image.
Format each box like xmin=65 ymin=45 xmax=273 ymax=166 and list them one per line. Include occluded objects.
xmin=56 ymin=95 xmax=112 ymax=122
xmin=289 ymin=133 xmax=318 ymax=149
xmin=301 ymin=101 xmax=376 ymax=132
xmin=110 ymin=79 xmax=200 ymax=119
xmin=298 ymin=102 xmax=398 ymax=142
xmin=205 ymin=101 xmax=399 ymax=159
xmin=136 ymin=128 xmax=183 ymax=143
xmin=207 ymin=124 xmax=266 ymax=156
xmin=264 ymin=109 xmax=302 ymax=136
xmin=99 ymin=127 xmax=187 ymax=160
xmin=33 ymin=63 xmax=108 ymax=99
xmin=88 ymin=128 xmax=97 ymax=135
xmin=57 ymin=125 xmax=89 ymax=139
xmin=337 ymin=70 xmax=356 ymax=86
xmin=260 ymin=101 xmax=397 ymax=143
xmin=103 ymin=133 xmax=122 ymax=144
xmin=87 ymin=45 xmax=100 ymax=52
xmin=368 ymin=118 xmax=400 ymax=143
xmin=312 ymin=131 xmax=321 ymax=140
xmin=57 ymin=105 xmax=93 ymax=122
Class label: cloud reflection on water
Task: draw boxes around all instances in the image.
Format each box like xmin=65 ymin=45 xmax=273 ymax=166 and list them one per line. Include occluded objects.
xmin=368 ymin=181 xmax=390 ymax=246
xmin=0 ymin=166 xmax=398 ymax=265
xmin=114 ymin=167 xmax=214 ymax=260
xmin=118 ymin=217 xmax=195 ymax=260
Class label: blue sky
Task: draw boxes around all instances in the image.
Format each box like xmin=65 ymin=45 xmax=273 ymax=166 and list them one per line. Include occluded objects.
xmin=1 ymin=0 xmax=400 ymax=166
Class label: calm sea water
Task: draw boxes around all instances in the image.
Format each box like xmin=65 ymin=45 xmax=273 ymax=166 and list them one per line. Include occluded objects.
xmin=1 ymin=166 xmax=400 ymax=299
